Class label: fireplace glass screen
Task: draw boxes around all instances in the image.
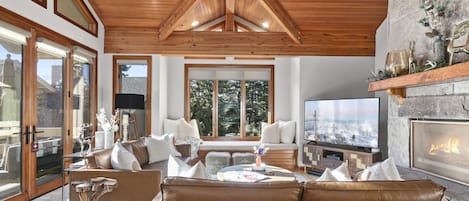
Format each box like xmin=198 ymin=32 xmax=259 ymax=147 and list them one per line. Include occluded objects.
xmin=411 ymin=120 xmax=469 ymax=185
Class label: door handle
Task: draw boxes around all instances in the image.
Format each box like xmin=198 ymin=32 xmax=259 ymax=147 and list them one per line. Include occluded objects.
xmin=25 ymin=126 xmax=30 ymax=145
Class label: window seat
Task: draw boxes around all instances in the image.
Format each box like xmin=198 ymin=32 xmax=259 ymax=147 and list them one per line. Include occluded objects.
xmin=197 ymin=141 xmax=298 ymax=170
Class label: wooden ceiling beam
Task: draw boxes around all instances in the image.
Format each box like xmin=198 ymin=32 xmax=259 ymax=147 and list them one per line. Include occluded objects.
xmin=105 ymin=28 xmax=375 ymax=56
xmin=259 ymin=0 xmax=302 ymax=44
xmin=192 ymin=16 xmax=226 ymax=31
xmin=158 ymin=0 xmax=199 ymax=40
xmin=225 ymin=0 xmax=236 ymax=32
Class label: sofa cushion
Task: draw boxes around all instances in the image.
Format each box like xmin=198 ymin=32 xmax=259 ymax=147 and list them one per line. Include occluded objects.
xmin=302 ymin=180 xmax=445 ymax=201
xmin=93 ymin=149 xmax=113 ymax=169
xmin=130 ymin=139 xmax=149 ymax=166
xmin=161 ymin=177 xmax=302 ymax=201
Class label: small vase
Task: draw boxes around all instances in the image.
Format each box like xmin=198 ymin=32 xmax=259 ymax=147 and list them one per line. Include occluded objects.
xmin=95 ymin=131 xmax=104 ymax=150
xmin=104 ymin=130 xmax=114 ymax=149
xmin=256 ymin=156 xmax=262 ymax=167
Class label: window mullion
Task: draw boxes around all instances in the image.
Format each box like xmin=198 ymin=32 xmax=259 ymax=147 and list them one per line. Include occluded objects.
xmin=240 ymin=80 xmax=246 ymax=139
xmin=213 ymin=80 xmax=219 ymax=138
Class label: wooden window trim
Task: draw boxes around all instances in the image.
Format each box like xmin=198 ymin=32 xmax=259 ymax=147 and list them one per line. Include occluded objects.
xmin=32 ymin=0 xmax=47 ymax=8
xmin=112 ymin=55 xmax=152 ymax=137
xmin=54 ymin=0 xmax=98 ymax=36
xmin=184 ymin=64 xmax=274 ymax=141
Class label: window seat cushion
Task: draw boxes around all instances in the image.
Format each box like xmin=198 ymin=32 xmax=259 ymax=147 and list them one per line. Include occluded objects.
xmin=199 ymin=141 xmax=298 ymax=151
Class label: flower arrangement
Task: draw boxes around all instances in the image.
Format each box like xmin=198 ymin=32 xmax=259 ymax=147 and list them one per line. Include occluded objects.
xmin=96 ymin=108 xmax=119 ymax=133
xmin=253 ymin=143 xmax=270 ymax=157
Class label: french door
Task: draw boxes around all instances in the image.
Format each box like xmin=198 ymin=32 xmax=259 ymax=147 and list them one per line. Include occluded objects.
xmin=0 ymin=29 xmax=66 ymax=200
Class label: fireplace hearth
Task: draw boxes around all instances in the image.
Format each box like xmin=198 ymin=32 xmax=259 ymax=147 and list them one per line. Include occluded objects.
xmin=411 ymin=120 xmax=469 ymax=186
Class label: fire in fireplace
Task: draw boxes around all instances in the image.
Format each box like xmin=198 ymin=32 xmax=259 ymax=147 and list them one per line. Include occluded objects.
xmin=411 ymin=120 xmax=469 ymax=186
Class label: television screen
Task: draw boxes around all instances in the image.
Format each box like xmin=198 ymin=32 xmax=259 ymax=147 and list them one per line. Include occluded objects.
xmin=304 ymin=97 xmax=379 ymax=148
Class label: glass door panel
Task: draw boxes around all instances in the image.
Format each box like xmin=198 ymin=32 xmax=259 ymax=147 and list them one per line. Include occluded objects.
xmin=0 ymin=38 xmax=23 ymax=200
xmin=72 ymin=62 xmax=91 ymax=156
xmin=117 ymin=61 xmax=147 ymax=139
xmin=35 ymin=52 xmax=63 ymax=186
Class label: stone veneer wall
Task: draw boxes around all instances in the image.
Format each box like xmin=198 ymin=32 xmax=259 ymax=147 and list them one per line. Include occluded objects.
xmin=386 ymin=0 xmax=469 ymax=167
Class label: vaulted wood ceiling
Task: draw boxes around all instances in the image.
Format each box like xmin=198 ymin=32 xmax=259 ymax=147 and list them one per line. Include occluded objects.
xmin=89 ymin=0 xmax=388 ymax=56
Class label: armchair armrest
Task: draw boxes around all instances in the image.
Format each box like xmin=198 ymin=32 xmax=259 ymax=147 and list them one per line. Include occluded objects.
xmin=69 ymin=169 xmax=161 ymax=201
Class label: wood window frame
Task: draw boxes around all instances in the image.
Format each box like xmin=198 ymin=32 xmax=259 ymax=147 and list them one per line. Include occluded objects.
xmin=184 ymin=64 xmax=274 ymax=141
xmin=0 ymin=7 xmax=98 ymax=199
xmin=54 ymin=0 xmax=98 ymax=36
xmin=112 ymin=55 xmax=152 ymax=137
xmin=32 ymin=0 xmax=47 ymax=8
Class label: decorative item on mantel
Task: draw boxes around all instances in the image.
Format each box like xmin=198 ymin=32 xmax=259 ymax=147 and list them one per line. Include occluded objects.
xmin=96 ymin=108 xmax=119 ymax=149
xmin=446 ymin=20 xmax=469 ymax=65
xmin=418 ymin=0 xmax=449 ymax=67
xmin=78 ymin=123 xmax=93 ymax=156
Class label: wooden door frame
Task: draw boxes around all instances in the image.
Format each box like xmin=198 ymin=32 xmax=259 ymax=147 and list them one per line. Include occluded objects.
xmin=112 ymin=55 xmax=152 ymax=137
xmin=1 ymin=7 xmax=98 ymax=200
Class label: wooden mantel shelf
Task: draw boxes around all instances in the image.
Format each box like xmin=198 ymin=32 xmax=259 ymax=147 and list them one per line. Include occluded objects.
xmin=368 ymin=61 xmax=469 ymax=103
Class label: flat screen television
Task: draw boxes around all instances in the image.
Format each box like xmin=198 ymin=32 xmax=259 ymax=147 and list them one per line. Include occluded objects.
xmin=304 ymin=97 xmax=379 ymax=150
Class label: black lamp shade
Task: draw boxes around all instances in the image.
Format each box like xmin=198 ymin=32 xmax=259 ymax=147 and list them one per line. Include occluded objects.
xmin=114 ymin=93 xmax=145 ymax=109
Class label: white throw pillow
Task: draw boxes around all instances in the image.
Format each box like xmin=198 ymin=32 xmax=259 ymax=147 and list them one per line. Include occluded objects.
xmin=178 ymin=118 xmax=198 ymax=139
xmin=316 ymin=168 xmax=338 ymax=181
xmin=366 ymin=158 xmax=402 ymax=181
xmin=168 ymin=155 xmax=207 ymax=179
xmin=260 ymin=122 xmax=280 ymax=144
xmin=331 ymin=161 xmax=352 ymax=181
xmin=163 ymin=119 xmax=179 ymax=136
xmin=110 ymin=142 xmax=141 ymax=171
xmin=279 ymin=121 xmax=296 ymax=144
xmin=145 ymin=134 xmax=172 ymax=163
xmin=190 ymin=119 xmax=200 ymax=138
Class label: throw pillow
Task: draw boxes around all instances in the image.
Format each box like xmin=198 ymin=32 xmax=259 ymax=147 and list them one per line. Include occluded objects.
xmin=380 ymin=157 xmax=401 ymax=180
xmin=260 ymin=122 xmax=280 ymax=144
xmin=145 ymin=134 xmax=171 ymax=163
xmin=331 ymin=161 xmax=352 ymax=181
xmin=168 ymin=155 xmax=207 ymax=179
xmin=316 ymin=168 xmax=338 ymax=181
xmin=163 ymin=119 xmax=179 ymax=136
xmin=279 ymin=120 xmax=296 ymax=144
xmin=189 ymin=119 xmax=200 ymax=138
xmin=110 ymin=142 xmax=141 ymax=171
xmin=365 ymin=158 xmax=402 ymax=181
xmin=178 ymin=118 xmax=198 ymax=139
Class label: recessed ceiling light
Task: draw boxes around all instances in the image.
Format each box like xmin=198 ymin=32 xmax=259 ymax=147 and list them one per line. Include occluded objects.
xmin=262 ymin=22 xmax=269 ymax=28
xmin=192 ymin=21 xmax=199 ymax=27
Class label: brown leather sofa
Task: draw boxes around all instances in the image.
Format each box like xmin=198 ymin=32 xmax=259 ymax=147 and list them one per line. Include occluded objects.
xmin=69 ymin=139 xmax=192 ymax=201
xmin=161 ymin=177 xmax=445 ymax=201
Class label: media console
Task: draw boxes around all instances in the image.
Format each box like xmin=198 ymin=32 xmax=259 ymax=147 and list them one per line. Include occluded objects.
xmin=303 ymin=143 xmax=381 ymax=175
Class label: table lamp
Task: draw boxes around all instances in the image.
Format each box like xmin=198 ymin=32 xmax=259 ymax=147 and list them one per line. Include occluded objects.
xmin=114 ymin=93 xmax=144 ymax=141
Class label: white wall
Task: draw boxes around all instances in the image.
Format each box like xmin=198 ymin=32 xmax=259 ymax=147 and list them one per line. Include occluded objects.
xmin=1 ymin=0 xmax=100 ymax=49
xmin=295 ymin=56 xmax=375 ymax=166
xmin=375 ymin=17 xmax=390 ymax=158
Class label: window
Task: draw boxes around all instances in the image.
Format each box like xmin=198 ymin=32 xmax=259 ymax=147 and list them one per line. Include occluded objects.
xmin=185 ymin=65 xmax=273 ymax=140
xmin=71 ymin=46 xmax=96 ymax=155
xmin=113 ymin=56 xmax=152 ymax=139
xmin=54 ymin=0 xmax=98 ymax=36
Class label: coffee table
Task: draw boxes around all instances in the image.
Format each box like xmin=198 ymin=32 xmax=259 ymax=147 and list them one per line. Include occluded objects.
xmin=217 ymin=164 xmax=295 ymax=182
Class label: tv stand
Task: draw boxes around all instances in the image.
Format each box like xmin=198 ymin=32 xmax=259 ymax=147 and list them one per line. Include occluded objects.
xmin=303 ymin=144 xmax=381 ymax=175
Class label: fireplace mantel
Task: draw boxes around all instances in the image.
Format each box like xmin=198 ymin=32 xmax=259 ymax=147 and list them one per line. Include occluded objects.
xmin=368 ymin=61 xmax=469 ymax=104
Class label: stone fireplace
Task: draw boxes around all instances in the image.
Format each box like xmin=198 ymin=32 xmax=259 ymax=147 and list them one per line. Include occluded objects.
xmin=411 ymin=120 xmax=469 ymax=185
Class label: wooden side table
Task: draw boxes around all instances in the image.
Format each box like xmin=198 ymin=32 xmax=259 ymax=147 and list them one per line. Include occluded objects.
xmin=71 ymin=177 xmax=118 ymax=201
